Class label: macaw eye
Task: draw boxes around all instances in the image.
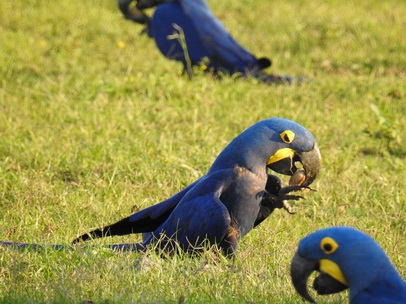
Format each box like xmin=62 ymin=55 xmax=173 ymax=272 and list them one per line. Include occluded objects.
xmin=320 ymin=237 xmax=339 ymax=254
xmin=280 ymin=130 xmax=295 ymax=143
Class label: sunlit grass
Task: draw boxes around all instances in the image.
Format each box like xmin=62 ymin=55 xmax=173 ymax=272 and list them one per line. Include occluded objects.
xmin=0 ymin=0 xmax=405 ymax=303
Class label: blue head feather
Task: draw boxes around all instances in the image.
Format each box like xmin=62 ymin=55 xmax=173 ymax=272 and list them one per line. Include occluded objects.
xmin=209 ymin=117 xmax=317 ymax=174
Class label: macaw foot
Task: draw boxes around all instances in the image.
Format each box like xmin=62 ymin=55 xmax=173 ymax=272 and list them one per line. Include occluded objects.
xmin=263 ymin=185 xmax=313 ymax=214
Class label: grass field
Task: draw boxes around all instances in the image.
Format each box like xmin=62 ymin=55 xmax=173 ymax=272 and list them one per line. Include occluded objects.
xmin=0 ymin=0 xmax=405 ymax=303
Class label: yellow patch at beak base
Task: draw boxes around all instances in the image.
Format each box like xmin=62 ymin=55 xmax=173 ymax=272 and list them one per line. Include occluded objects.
xmin=267 ymin=148 xmax=295 ymax=165
xmin=320 ymin=259 xmax=348 ymax=286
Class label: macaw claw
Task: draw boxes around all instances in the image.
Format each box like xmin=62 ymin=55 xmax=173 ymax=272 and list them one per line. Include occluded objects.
xmin=262 ymin=184 xmax=314 ymax=214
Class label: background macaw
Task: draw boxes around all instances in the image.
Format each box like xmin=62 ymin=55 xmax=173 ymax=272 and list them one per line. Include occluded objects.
xmin=118 ymin=0 xmax=300 ymax=83
xmin=72 ymin=118 xmax=321 ymax=255
xmin=291 ymin=226 xmax=406 ymax=303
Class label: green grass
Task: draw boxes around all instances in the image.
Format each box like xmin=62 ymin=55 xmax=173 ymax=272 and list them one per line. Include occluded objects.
xmin=0 ymin=0 xmax=405 ymax=303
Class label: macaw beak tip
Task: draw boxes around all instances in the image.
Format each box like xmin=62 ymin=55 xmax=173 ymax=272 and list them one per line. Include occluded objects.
xmin=290 ymin=251 xmax=318 ymax=303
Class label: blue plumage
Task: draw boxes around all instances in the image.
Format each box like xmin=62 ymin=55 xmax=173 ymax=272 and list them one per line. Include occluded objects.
xmin=119 ymin=0 xmax=299 ymax=83
xmin=70 ymin=118 xmax=320 ymax=255
xmin=291 ymin=226 xmax=406 ymax=303
xmin=1 ymin=118 xmax=320 ymax=254
xmin=151 ymin=1 xmax=259 ymax=73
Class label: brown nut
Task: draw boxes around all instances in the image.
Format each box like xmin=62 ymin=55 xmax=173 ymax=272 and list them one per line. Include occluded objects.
xmin=289 ymin=169 xmax=306 ymax=186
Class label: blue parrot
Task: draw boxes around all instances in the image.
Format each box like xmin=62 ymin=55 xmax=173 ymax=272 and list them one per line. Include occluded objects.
xmin=118 ymin=0 xmax=300 ymax=83
xmin=290 ymin=226 xmax=406 ymax=304
xmin=69 ymin=118 xmax=321 ymax=255
xmin=1 ymin=118 xmax=321 ymax=254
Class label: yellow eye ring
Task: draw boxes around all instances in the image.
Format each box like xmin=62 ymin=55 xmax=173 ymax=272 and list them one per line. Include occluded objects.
xmin=320 ymin=237 xmax=339 ymax=254
xmin=280 ymin=130 xmax=295 ymax=143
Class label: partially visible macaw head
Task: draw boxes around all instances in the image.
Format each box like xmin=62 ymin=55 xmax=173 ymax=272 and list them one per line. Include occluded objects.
xmin=118 ymin=0 xmax=163 ymax=25
xmin=261 ymin=118 xmax=321 ymax=187
xmin=211 ymin=117 xmax=321 ymax=187
xmin=290 ymin=226 xmax=402 ymax=303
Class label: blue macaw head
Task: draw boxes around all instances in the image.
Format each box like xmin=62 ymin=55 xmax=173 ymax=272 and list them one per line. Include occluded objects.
xmin=261 ymin=118 xmax=321 ymax=186
xmin=211 ymin=117 xmax=321 ymax=187
xmin=290 ymin=226 xmax=403 ymax=303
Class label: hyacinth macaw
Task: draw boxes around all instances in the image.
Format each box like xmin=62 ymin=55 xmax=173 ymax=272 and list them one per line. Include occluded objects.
xmin=118 ymin=0 xmax=300 ymax=84
xmin=291 ymin=226 xmax=406 ymax=304
xmin=69 ymin=118 xmax=321 ymax=255
xmin=1 ymin=118 xmax=320 ymax=254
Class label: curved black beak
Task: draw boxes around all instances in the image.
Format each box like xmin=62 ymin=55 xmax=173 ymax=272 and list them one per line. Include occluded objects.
xmin=290 ymin=251 xmax=348 ymax=303
xmin=268 ymin=144 xmax=321 ymax=187
xmin=297 ymin=143 xmax=321 ymax=187
xmin=118 ymin=0 xmax=151 ymax=24
xmin=290 ymin=251 xmax=319 ymax=303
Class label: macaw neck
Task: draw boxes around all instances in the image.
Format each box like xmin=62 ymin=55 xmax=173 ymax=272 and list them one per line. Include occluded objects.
xmin=208 ymin=132 xmax=271 ymax=177
xmin=349 ymin=258 xmax=406 ymax=303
